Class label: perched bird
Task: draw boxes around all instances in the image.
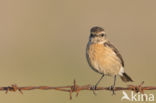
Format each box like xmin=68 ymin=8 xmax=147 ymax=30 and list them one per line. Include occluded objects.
xmin=86 ymin=26 xmax=133 ymax=94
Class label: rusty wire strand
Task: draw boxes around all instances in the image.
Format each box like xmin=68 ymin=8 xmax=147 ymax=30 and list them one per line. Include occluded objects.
xmin=0 ymin=80 xmax=156 ymax=99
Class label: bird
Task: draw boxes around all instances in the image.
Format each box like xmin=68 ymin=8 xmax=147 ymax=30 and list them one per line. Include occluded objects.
xmin=86 ymin=26 xmax=133 ymax=94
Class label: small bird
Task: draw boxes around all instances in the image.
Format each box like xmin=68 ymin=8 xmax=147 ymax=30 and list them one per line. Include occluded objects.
xmin=86 ymin=26 xmax=133 ymax=94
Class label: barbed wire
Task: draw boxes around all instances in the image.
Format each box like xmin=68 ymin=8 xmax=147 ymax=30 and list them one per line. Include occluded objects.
xmin=0 ymin=80 xmax=156 ymax=99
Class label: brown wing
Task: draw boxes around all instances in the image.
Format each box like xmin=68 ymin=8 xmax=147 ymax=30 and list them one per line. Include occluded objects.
xmin=104 ymin=41 xmax=124 ymax=67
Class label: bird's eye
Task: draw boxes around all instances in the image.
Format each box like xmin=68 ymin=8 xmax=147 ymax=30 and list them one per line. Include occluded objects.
xmin=101 ymin=33 xmax=105 ymax=37
xmin=90 ymin=34 xmax=94 ymax=37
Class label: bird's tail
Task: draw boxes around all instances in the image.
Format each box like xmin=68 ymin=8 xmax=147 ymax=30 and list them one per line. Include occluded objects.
xmin=120 ymin=72 xmax=133 ymax=82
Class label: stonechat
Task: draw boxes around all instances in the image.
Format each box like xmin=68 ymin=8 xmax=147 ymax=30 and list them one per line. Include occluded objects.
xmin=86 ymin=26 xmax=133 ymax=94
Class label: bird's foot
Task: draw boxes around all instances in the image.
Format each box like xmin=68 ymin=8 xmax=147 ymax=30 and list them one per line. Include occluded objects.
xmin=91 ymin=85 xmax=97 ymax=95
xmin=109 ymin=85 xmax=116 ymax=95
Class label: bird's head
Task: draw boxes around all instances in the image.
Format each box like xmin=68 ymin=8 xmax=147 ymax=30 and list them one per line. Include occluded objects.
xmin=89 ymin=26 xmax=107 ymax=43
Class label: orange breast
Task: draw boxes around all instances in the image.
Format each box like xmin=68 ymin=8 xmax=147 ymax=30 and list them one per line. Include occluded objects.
xmin=86 ymin=43 xmax=121 ymax=75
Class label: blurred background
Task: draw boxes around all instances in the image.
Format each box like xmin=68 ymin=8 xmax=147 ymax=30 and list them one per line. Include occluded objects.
xmin=0 ymin=0 xmax=156 ymax=103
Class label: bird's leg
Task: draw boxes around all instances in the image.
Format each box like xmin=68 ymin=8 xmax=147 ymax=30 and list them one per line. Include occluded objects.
xmin=110 ymin=75 xmax=116 ymax=95
xmin=94 ymin=74 xmax=104 ymax=89
xmin=91 ymin=74 xmax=104 ymax=95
